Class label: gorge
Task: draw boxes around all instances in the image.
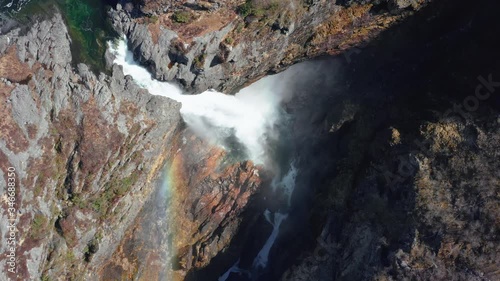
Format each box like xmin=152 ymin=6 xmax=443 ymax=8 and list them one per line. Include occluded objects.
xmin=1 ymin=0 xmax=499 ymax=281
xmin=110 ymin=34 xmax=298 ymax=280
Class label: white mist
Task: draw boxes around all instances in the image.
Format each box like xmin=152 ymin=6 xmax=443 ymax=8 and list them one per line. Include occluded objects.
xmin=109 ymin=36 xmax=299 ymax=280
xmin=109 ymin=37 xmax=285 ymax=165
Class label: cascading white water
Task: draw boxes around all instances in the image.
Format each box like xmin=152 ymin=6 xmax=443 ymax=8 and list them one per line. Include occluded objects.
xmin=109 ymin=36 xmax=299 ymax=280
xmin=272 ymin=162 xmax=298 ymax=206
xmin=252 ymin=210 xmax=289 ymax=269
xmin=109 ymin=37 xmax=285 ymax=165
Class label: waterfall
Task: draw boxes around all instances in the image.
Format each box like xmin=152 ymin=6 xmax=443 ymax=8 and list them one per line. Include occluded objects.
xmin=109 ymin=37 xmax=285 ymax=165
xmin=252 ymin=210 xmax=289 ymax=269
xmin=218 ymin=260 xmax=250 ymax=281
xmin=109 ymin=36 xmax=298 ymax=280
xmin=272 ymin=162 xmax=298 ymax=206
xmin=250 ymin=162 xmax=296 ymax=272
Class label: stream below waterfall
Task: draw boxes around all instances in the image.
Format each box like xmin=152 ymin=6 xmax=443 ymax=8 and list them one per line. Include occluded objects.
xmin=110 ymin=36 xmax=304 ymax=281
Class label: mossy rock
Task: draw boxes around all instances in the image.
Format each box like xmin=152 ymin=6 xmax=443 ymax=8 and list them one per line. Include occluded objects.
xmin=172 ymin=11 xmax=191 ymax=23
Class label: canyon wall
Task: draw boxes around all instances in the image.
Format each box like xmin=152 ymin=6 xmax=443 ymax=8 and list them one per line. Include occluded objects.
xmin=275 ymin=1 xmax=500 ymax=280
xmin=109 ymin=0 xmax=430 ymax=93
xmin=0 ymin=9 xmax=269 ymax=280
xmin=0 ymin=12 xmax=183 ymax=280
xmin=2 ymin=0 xmax=499 ymax=281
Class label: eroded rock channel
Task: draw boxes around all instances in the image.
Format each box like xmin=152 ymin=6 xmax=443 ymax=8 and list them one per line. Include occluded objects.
xmin=0 ymin=0 xmax=499 ymax=280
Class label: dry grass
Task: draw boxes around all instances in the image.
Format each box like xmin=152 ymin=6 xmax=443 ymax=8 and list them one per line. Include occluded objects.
xmin=421 ymin=121 xmax=463 ymax=152
xmin=412 ymin=117 xmax=500 ymax=279
xmin=309 ymin=4 xmax=400 ymax=56
xmin=141 ymin=7 xmax=237 ymax=44
xmin=0 ymin=46 xmax=32 ymax=83
xmin=390 ymin=127 xmax=401 ymax=145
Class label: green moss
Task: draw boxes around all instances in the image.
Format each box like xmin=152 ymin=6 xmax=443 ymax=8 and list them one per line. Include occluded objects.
xmin=149 ymin=15 xmax=159 ymax=24
xmin=66 ymin=250 xmax=76 ymax=262
xmin=34 ymin=185 xmax=43 ymax=197
xmin=236 ymin=22 xmax=245 ymax=33
xmin=193 ymin=54 xmax=206 ymax=69
xmin=238 ymin=2 xmax=254 ymax=17
xmin=31 ymin=214 xmax=48 ymax=240
xmin=91 ymin=189 xmax=113 ymax=217
xmin=237 ymin=0 xmax=281 ymax=19
xmin=54 ymin=155 xmax=68 ymax=200
xmin=91 ymin=173 xmax=139 ymax=218
xmin=71 ymin=194 xmax=87 ymax=209
xmin=11 ymin=0 xmax=118 ymax=73
xmin=225 ymin=37 xmax=234 ymax=45
xmin=268 ymin=2 xmax=280 ymax=10
xmin=95 ymin=231 xmax=103 ymax=241
xmin=115 ymin=173 xmax=139 ymax=196
xmin=172 ymin=11 xmax=191 ymax=23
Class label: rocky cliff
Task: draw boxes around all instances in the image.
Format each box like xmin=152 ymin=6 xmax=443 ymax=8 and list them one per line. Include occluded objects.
xmin=0 ymin=1 xmax=438 ymax=279
xmin=1 ymin=0 xmax=499 ymax=280
xmin=0 ymin=12 xmax=184 ymax=280
xmin=109 ymin=0 xmax=430 ymax=93
xmin=0 ymin=9 xmax=267 ymax=281
xmin=98 ymin=128 xmax=266 ymax=281
xmin=274 ymin=0 xmax=500 ymax=280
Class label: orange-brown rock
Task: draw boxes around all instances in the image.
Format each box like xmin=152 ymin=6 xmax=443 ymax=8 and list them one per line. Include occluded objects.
xmin=98 ymin=128 xmax=266 ymax=281
xmin=110 ymin=0 xmax=431 ymax=93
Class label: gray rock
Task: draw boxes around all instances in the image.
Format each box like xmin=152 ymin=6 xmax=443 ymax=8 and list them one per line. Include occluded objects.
xmin=391 ymin=0 xmax=414 ymax=9
xmin=0 ymin=11 xmax=182 ymax=281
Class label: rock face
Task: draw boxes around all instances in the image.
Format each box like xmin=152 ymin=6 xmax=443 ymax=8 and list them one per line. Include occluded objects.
xmin=2 ymin=0 xmax=499 ymax=281
xmin=272 ymin=0 xmax=500 ymax=280
xmin=168 ymin=132 xmax=263 ymax=275
xmin=0 ymin=9 xmax=267 ymax=281
xmin=97 ymin=129 xmax=266 ymax=281
xmin=0 ymin=12 xmax=183 ymax=280
xmin=109 ymin=0 xmax=430 ymax=93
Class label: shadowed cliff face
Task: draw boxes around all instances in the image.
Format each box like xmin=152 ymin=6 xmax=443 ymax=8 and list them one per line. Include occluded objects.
xmin=272 ymin=0 xmax=500 ymax=280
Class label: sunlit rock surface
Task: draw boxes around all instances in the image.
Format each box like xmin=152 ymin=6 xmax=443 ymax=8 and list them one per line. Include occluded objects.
xmin=1 ymin=0 xmax=499 ymax=280
xmin=109 ymin=0 xmax=431 ymax=93
xmin=0 ymin=13 xmax=181 ymax=280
